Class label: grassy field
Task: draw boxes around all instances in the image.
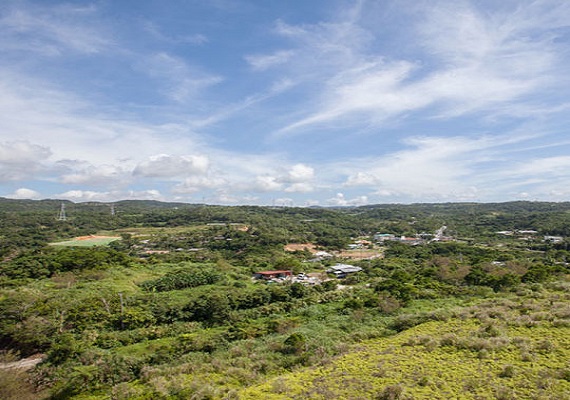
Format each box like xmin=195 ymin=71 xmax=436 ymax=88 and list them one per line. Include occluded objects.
xmin=240 ymin=286 xmax=570 ymax=399
xmin=50 ymin=235 xmax=121 ymax=247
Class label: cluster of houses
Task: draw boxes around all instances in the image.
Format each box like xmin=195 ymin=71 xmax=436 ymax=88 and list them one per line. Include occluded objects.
xmin=495 ymin=230 xmax=564 ymax=243
xmin=254 ymin=262 xmax=363 ymax=283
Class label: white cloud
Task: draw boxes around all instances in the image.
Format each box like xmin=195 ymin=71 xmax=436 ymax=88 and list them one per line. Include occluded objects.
xmin=58 ymin=189 xmax=164 ymax=202
xmin=172 ymin=175 xmax=227 ymax=194
xmin=284 ymin=182 xmax=314 ymax=193
xmin=326 ymin=192 xmax=368 ymax=206
xmin=285 ymin=163 xmax=314 ymax=183
xmin=245 ymin=50 xmax=295 ymax=71
xmin=0 ymin=1 xmax=568 ymax=205
xmin=0 ymin=3 xmax=110 ymax=55
xmin=134 ymin=154 xmax=210 ymax=178
xmin=0 ymin=141 xmax=51 ymax=181
xmin=345 ymin=171 xmax=377 ymax=186
xmin=252 ymin=176 xmax=283 ymax=192
xmin=245 ymin=163 xmax=315 ymax=194
xmin=143 ymin=52 xmax=223 ymax=102
xmin=60 ymin=163 xmax=128 ymax=185
xmin=0 ymin=140 xmax=51 ymax=164
xmin=58 ymin=190 xmax=113 ymax=202
xmin=273 ymin=198 xmax=295 ymax=207
xmin=0 ymin=71 xmax=208 ymax=177
xmin=272 ymin=1 xmax=568 ymax=134
xmin=6 ymin=188 xmax=41 ymax=199
xmin=508 ymin=156 xmax=570 ymax=178
xmin=143 ymin=21 xmax=208 ymax=45
xmin=339 ymin=133 xmax=539 ymax=201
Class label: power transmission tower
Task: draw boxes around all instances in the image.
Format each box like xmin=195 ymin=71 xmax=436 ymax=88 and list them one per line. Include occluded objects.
xmin=110 ymin=203 xmax=116 ymax=216
xmin=57 ymin=203 xmax=67 ymax=221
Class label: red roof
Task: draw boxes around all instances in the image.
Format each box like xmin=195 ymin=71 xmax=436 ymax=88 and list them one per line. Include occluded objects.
xmin=256 ymin=270 xmax=292 ymax=275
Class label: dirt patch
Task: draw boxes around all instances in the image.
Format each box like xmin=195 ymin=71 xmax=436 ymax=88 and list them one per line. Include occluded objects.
xmin=76 ymin=235 xmax=117 ymax=241
xmin=335 ymin=249 xmax=383 ymax=260
xmin=284 ymin=243 xmax=318 ymax=253
xmin=0 ymin=354 xmax=44 ymax=370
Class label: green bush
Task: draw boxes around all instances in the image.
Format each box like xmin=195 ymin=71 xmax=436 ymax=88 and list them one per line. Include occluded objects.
xmin=140 ymin=267 xmax=222 ymax=292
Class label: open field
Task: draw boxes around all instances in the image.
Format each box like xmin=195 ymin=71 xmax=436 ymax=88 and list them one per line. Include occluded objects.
xmin=335 ymin=248 xmax=384 ymax=260
xmin=50 ymin=235 xmax=121 ymax=247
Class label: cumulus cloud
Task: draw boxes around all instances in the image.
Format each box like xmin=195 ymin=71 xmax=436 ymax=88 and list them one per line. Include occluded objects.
xmin=247 ymin=163 xmax=315 ymax=193
xmin=284 ymin=182 xmax=314 ymax=193
xmin=0 ymin=140 xmax=51 ymax=164
xmin=172 ymin=175 xmax=227 ymax=194
xmin=285 ymin=163 xmax=314 ymax=183
xmin=59 ymin=163 xmax=128 ymax=185
xmin=252 ymin=176 xmax=283 ymax=192
xmin=326 ymin=193 xmax=368 ymax=206
xmin=57 ymin=189 xmax=164 ymax=202
xmin=0 ymin=141 xmax=51 ymax=181
xmin=6 ymin=188 xmax=41 ymax=199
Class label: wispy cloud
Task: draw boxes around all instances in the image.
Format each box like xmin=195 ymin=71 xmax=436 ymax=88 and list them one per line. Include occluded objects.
xmin=270 ymin=1 xmax=569 ymax=135
xmin=142 ymin=52 xmax=223 ymax=103
xmin=338 ymin=131 xmax=558 ymax=202
xmin=0 ymin=3 xmax=110 ymax=55
xmin=143 ymin=21 xmax=208 ymax=45
xmin=1 ymin=1 xmax=569 ymax=205
xmin=245 ymin=50 xmax=295 ymax=71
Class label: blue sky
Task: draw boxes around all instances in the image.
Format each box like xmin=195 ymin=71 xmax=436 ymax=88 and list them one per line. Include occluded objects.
xmin=1 ymin=0 xmax=570 ymax=206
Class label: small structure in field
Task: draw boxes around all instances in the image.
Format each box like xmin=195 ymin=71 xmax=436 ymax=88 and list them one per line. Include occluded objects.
xmin=253 ymin=270 xmax=293 ymax=280
xmin=327 ymin=263 xmax=363 ymax=278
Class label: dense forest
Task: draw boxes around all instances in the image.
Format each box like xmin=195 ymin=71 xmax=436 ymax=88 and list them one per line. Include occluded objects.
xmin=0 ymin=199 xmax=569 ymax=399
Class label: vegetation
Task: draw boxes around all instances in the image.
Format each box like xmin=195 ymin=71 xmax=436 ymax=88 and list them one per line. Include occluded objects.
xmin=0 ymin=199 xmax=569 ymax=399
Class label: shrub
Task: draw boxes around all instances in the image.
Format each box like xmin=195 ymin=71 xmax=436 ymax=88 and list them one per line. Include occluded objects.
xmin=140 ymin=267 xmax=221 ymax=292
xmin=376 ymin=384 xmax=404 ymax=400
xmin=283 ymin=333 xmax=307 ymax=355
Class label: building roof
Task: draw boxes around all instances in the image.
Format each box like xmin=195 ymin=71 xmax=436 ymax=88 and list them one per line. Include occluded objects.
xmin=255 ymin=270 xmax=293 ymax=275
xmin=328 ymin=264 xmax=363 ymax=274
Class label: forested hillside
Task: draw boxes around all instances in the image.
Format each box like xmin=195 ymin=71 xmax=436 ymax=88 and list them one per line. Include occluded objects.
xmin=0 ymin=199 xmax=569 ymax=399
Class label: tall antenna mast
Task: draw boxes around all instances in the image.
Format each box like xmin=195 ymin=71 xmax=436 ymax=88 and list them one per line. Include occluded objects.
xmin=57 ymin=203 xmax=67 ymax=221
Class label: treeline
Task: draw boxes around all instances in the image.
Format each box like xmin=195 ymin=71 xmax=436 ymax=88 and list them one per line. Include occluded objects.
xmin=0 ymin=247 xmax=132 ymax=281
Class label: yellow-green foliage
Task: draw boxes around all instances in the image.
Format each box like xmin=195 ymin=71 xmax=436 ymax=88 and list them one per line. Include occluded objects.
xmin=240 ymin=291 xmax=570 ymax=399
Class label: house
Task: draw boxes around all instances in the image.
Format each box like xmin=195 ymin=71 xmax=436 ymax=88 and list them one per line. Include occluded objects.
xmin=544 ymin=235 xmax=563 ymax=243
xmin=374 ymin=233 xmax=396 ymax=242
xmin=254 ymin=270 xmax=293 ymax=280
xmin=396 ymin=236 xmax=424 ymax=245
xmin=314 ymin=250 xmax=333 ymax=258
xmin=327 ymin=263 xmax=363 ymax=278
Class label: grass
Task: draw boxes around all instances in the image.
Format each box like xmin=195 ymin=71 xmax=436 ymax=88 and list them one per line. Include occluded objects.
xmin=239 ymin=286 xmax=570 ymax=399
xmin=50 ymin=236 xmax=121 ymax=247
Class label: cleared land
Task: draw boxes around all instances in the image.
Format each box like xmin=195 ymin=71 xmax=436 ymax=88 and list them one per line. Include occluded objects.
xmin=50 ymin=235 xmax=121 ymax=247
